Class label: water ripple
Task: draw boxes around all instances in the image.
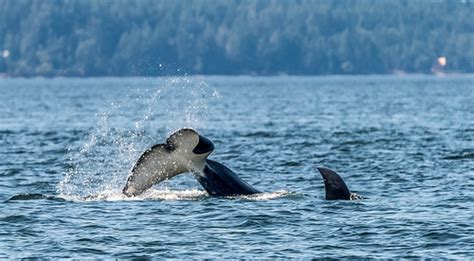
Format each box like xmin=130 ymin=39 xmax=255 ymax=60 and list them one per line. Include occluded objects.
xmin=0 ymin=76 xmax=473 ymax=258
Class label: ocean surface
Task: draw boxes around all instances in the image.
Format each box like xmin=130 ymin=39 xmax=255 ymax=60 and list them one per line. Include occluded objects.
xmin=0 ymin=75 xmax=473 ymax=259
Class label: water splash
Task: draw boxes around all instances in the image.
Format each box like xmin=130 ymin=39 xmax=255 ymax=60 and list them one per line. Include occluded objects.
xmin=58 ymin=76 xmax=219 ymax=198
xmin=233 ymin=190 xmax=295 ymax=200
xmin=57 ymin=189 xmax=293 ymax=202
xmin=81 ymin=188 xmax=208 ymax=202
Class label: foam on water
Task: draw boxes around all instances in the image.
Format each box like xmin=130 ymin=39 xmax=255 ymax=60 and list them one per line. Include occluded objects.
xmin=60 ymin=188 xmax=208 ymax=202
xmin=58 ymin=76 xmax=219 ymax=199
xmin=56 ymin=189 xmax=293 ymax=202
xmin=230 ymin=190 xmax=294 ymax=200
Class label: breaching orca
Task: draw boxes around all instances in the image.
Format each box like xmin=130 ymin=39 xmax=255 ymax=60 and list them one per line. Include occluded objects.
xmin=123 ymin=128 xmax=360 ymax=200
xmin=317 ymin=167 xmax=361 ymax=200
xmin=122 ymin=128 xmax=260 ymax=197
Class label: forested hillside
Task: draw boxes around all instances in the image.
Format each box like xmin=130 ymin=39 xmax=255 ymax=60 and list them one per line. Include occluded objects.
xmin=0 ymin=0 xmax=473 ymax=76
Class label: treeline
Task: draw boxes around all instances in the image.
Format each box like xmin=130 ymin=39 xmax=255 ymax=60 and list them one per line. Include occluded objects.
xmin=0 ymin=0 xmax=473 ymax=76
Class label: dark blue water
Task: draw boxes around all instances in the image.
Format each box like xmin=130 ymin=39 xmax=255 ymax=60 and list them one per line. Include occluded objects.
xmin=1 ymin=76 xmax=473 ymax=258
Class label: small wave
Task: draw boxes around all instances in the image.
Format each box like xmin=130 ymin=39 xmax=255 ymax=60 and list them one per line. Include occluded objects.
xmin=0 ymin=129 xmax=17 ymax=135
xmin=280 ymin=161 xmax=302 ymax=167
xmin=6 ymin=193 xmax=63 ymax=202
xmin=237 ymin=131 xmax=275 ymax=138
xmin=0 ymin=214 xmax=32 ymax=223
xmin=339 ymin=139 xmax=371 ymax=146
xmin=442 ymin=150 xmax=474 ymax=160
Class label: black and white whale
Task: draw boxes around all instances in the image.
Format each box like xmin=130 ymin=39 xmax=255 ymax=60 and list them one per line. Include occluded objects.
xmin=122 ymin=128 xmax=361 ymax=200
xmin=317 ymin=167 xmax=361 ymax=200
xmin=123 ymin=128 xmax=260 ymax=197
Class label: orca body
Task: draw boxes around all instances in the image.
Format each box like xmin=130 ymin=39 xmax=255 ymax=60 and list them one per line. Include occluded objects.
xmin=123 ymin=128 xmax=260 ymax=197
xmin=195 ymin=159 xmax=260 ymax=196
xmin=317 ymin=167 xmax=360 ymax=200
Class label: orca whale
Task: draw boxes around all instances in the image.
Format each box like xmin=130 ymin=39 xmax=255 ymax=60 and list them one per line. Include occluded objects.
xmin=122 ymin=128 xmax=260 ymax=197
xmin=317 ymin=167 xmax=360 ymax=200
xmin=195 ymin=159 xmax=260 ymax=196
xmin=123 ymin=128 xmax=360 ymax=200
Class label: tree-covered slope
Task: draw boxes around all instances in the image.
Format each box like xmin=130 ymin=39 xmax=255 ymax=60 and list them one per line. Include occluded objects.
xmin=0 ymin=0 xmax=472 ymax=76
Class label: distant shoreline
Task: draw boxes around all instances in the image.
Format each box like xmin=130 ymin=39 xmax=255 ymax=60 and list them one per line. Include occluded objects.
xmin=1 ymin=72 xmax=473 ymax=80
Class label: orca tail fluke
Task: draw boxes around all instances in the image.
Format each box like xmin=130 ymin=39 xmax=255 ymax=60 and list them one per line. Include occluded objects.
xmin=317 ymin=167 xmax=352 ymax=200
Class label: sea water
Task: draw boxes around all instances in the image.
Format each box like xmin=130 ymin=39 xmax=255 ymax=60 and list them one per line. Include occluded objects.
xmin=0 ymin=75 xmax=473 ymax=258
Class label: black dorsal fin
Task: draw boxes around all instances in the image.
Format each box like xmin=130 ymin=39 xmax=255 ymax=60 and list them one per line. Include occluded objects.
xmin=317 ymin=167 xmax=351 ymax=200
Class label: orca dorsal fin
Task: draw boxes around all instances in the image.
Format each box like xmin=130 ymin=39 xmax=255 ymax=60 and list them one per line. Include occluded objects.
xmin=317 ymin=167 xmax=351 ymax=200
